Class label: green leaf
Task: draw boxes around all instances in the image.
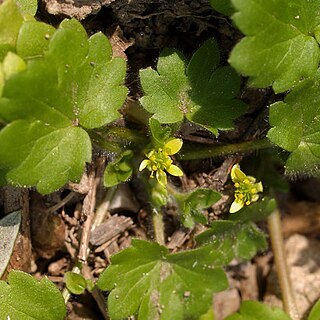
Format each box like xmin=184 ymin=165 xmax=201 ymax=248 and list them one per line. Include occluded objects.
xmin=174 ymin=188 xmax=221 ymax=228
xmin=308 ymin=299 xmax=320 ymax=320
xmin=16 ymin=0 xmax=38 ymax=15
xmin=140 ymin=38 xmax=246 ymax=134
xmin=0 ymin=19 xmax=127 ymax=193
xmin=149 ymin=118 xmax=172 ymax=147
xmin=244 ymin=149 xmax=289 ymax=192
xmin=0 ymin=270 xmax=66 ymax=320
xmin=209 ymin=0 xmax=234 ymax=15
xmin=65 ymin=272 xmax=87 ymax=295
xmin=140 ymin=49 xmax=188 ymax=124
xmin=0 ymin=211 xmax=21 ymax=277
xmin=0 ymin=52 xmax=26 ymax=96
xmin=196 ymin=220 xmax=267 ymax=261
xmin=97 ymin=239 xmax=228 ymax=320
xmin=199 ymin=307 xmax=215 ymax=320
xmin=267 ymin=71 xmax=320 ymax=176
xmin=2 ymin=51 xmax=26 ymax=79
xmin=0 ymin=0 xmax=23 ymax=59
xmin=225 ymin=301 xmax=292 ymax=320
xmin=16 ymin=20 xmax=56 ymax=59
xmin=104 ymin=150 xmax=133 ymax=187
xmin=229 ymin=197 xmax=276 ymax=223
xmin=229 ymin=0 xmax=320 ymax=93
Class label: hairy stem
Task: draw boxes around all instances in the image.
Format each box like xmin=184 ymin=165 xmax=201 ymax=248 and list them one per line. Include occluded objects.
xmin=152 ymin=208 xmax=165 ymax=245
xmin=178 ymin=138 xmax=272 ymax=160
xmin=268 ymin=208 xmax=299 ymax=320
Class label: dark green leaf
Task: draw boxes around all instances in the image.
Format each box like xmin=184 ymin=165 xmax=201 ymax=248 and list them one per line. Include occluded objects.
xmin=225 ymin=301 xmax=292 ymax=320
xmin=209 ymin=0 xmax=234 ymax=15
xmin=139 ymin=49 xmax=188 ymax=124
xmin=0 ymin=270 xmax=66 ymax=319
xmin=140 ymin=38 xmax=246 ymax=134
xmin=229 ymin=197 xmax=276 ymax=222
xmin=267 ymin=71 xmax=320 ymax=176
xmin=243 ymin=149 xmax=289 ymax=192
xmin=174 ymin=188 xmax=221 ymax=228
xmin=196 ymin=220 xmax=267 ymax=261
xmin=0 ymin=19 xmax=127 ymax=193
xmin=229 ymin=0 xmax=320 ymax=93
xmin=97 ymin=239 xmax=228 ymax=320
xmin=149 ymin=118 xmax=172 ymax=147
xmin=104 ymin=150 xmax=133 ymax=187
xmin=65 ymin=272 xmax=87 ymax=295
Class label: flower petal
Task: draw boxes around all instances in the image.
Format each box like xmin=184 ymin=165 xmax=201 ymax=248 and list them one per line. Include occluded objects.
xmin=166 ymin=164 xmax=183 ymax=176
xmin=231 ymin=164 xmax=247 ymax=183
xmin=139 ymin=159 xmax=149 ymax=172
xmin=247 ymin=176 xmax=256 ymax=183
xmin=164 ymin=138 xmax=183 ymax=155
xmin=229 ymin=200 xmax=244 ymax=213
xmin=156 ymin=170 xmax=167 ymax=187
xmin=256 ymin=181 xmax=263 ymax=192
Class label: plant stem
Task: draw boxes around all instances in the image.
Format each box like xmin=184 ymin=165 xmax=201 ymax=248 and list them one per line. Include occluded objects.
xmin=268 ymin=208 xmax=300 ymax=320
xmin=152 ymin=208 xmax=165 ymax=245
xmin=92 ymin=186 xmax=117 ymax=230
xmin=178 ymin=138 xmax=272 ymax=160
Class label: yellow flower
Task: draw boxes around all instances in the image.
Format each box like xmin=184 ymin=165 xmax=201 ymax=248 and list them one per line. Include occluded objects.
xmin=229 ymin=164 xmax=263 ymax=213
xmin=139 ymin=138 xmax=183 ymax=187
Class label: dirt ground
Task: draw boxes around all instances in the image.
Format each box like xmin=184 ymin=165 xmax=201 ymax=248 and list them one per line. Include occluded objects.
xmin=1 ymin=1 xmax=320 ymax=319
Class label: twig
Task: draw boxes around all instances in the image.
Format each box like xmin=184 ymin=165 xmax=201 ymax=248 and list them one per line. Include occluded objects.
xmin=268 ymin=208 xmax=300 ymax=320
xmin=63 ymin=157 xmax=105 ymax=304
xmin=78 ymin=158 xmax=105 ymax=263
xmin=91 ymin=186 xmax=117 ymax=231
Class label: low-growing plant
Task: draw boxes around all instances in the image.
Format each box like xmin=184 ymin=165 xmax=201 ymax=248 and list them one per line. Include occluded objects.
xmin=1 ymin=0 xmax=320 ymax=319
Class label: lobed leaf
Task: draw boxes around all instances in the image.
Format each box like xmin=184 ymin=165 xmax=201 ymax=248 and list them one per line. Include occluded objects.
xmin=97 ymin=239 xmax=228 ymax=320
xmin=0 ymin=19 xmax=127 ymax=193
xmin=229 ymin=0 xmax=320 ymax=93
xmin=149 ymin=118 xmax=172 ymax=148
xmin=16 ymin=20 xmax=56 ymax=59
xmin=196 ymin=220 xmax=267 ymax=261
xmin=267 ymin=70 xmax=320 ymax=176
xmin=174 ymin=188 xmax=221 ymax=228
xmin=0 ymin=270 xmax=66 ymax=320
xmin=228 ymin=197 xmax=276 ymax=223
xmin=104 ymin=150 xmax=133 ymax=187
xmin=140 ymin=38 xmax=247 ymax=135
